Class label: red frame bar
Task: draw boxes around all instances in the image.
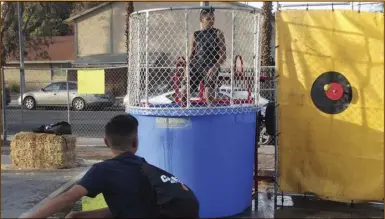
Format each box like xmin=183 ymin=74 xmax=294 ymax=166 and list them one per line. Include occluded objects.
xmin=172 ymin=56 xmax=273 ymax=105
xmin=174 ymin=56 xmax=186 ymax=103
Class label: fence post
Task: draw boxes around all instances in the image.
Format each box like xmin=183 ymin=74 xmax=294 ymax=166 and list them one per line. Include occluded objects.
xmin=18 ymin=2 xmax=25 ymax=130
xmin=1 ymin=67 xmax=6 ymax=142
xmin=66 ymin=69 xmax=71 ymax=124
xmin=145 ymin=11 xmax=149 ymax=107
xmin=185 ymin=9 xmax=190 ymax=108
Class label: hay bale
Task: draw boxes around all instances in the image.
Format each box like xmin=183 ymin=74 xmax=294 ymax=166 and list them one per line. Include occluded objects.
xmin=10 ymin=132 xmax=77 ymax=169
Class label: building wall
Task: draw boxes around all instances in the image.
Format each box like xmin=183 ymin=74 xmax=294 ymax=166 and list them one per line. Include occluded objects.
xmin=77 ymin=6 xmax=112 ymax=56
xmin=111 ymin=1 xmax=199 ymax=54
xmin=4 ymin=63 xmax=71 ymax=92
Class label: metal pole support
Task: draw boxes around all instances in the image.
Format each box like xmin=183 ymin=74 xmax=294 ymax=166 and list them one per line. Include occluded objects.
xmin=1 ymin=67 xmax=7 ymax=142
xmin=17 ymin=2 xmax=25 ymax=129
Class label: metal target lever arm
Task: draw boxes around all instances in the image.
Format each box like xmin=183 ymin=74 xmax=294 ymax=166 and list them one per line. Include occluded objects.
xmin=174 ymin=56 xmax=186 ymax=103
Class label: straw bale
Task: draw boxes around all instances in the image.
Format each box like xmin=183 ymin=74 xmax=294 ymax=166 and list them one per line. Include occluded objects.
xmin=10 ymin=132 xmax=77 ymax=169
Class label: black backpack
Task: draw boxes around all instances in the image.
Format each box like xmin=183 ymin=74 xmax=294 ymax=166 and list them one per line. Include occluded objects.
xmin=139 ymin=162 xmax=200 ymax=218
xmin=32 ymin=121 xmax=72 ymax=135
xmin=265 ymin=102 xmax=276 ymax=136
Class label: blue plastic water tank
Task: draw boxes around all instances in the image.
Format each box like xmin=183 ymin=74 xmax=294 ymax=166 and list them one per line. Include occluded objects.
xmin=130 ymin=107 xmax=258 ymax=218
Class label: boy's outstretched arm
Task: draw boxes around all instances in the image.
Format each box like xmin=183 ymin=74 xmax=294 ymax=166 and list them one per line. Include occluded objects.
xmin=23 ymin=185 xmax=88 ymax=218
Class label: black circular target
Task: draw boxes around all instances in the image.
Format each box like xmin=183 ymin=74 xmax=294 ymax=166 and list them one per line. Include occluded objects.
xmin=310 ymin=71 xmax=353 ymax=114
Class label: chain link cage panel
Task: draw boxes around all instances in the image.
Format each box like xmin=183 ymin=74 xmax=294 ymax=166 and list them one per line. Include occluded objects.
xmin=127 ymin=7 xmax=263 ymax=116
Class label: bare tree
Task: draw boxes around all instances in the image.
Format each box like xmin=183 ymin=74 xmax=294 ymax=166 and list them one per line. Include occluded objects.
xmin=260 ymin=1 xmax=274 ymax=76
xmin=125 ymin=2 xmax=134 ymax=62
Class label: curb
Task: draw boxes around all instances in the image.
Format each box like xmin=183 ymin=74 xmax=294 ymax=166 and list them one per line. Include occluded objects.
xmin=18 ymin=167 xmax=90 ymax=219
xmin=77 ymin=145 xmax=106 ymax=148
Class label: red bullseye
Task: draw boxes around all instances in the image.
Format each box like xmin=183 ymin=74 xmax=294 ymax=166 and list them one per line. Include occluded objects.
xmin=325 ymin=82 xmax=344 ymax=100
xmin=311 ymin=71 xmax=353 ymax=114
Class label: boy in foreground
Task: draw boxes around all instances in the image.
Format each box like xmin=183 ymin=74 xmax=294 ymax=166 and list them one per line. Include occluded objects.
xmin=24 ymin=114 xmax=199 ymax=218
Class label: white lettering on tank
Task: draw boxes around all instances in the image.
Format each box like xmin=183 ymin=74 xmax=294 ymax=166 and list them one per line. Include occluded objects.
xmin=170 ymin=176 xmax=179 ymax=183
xmin=160 ymin=175 xmax=181 ymax=184
xmin=160 ymin=175 xmax=169 ymax=182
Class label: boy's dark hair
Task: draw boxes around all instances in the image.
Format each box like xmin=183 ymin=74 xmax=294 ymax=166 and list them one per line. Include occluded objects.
xmin=105 ymin=114 xmax=139 ymax=149
xmin=200 ymin=8 xmax=215 ymax=19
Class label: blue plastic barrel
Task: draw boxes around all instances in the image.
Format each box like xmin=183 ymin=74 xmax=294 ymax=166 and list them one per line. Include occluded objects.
xmin=130 ymin=107 xmax=258 ymax=218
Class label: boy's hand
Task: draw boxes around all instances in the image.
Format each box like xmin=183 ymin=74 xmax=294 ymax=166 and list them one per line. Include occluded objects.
xmin=23 ymin=185 xmax=88 ymax=219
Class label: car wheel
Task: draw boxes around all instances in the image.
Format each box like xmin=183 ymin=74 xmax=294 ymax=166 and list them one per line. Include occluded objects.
xmin=72 ymin=98 xmax=86 ymax=111
xmin=259 ymin=122 xmax=272 ymax=145
xmin=23 ymin=96 xmax=36 ymax=110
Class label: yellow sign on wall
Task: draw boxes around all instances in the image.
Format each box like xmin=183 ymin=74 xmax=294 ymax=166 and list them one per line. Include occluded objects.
xmin=276 ymin=10 xmax=384 ymax=202
xmin=77 ymin=69 xmax=105 ymax=94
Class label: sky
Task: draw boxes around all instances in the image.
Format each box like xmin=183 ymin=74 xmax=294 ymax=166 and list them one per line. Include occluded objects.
xmin=244 ymin=2 xmax=383 ymax=12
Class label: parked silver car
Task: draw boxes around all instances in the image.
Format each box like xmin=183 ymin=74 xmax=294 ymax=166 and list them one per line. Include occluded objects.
xmin=18 ymin=81 xmax=115 ymax=111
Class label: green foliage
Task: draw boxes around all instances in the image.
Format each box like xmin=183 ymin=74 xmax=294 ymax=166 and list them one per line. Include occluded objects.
xmin=8 ymin=82 xmax=20 ymax=93
xmin=70 ymin=2 xmax=105 ymax=17
xmin=1 ymin=2 xmax=73 ymax=65
xmin=1 ymin=2 xmax=110 ymax=65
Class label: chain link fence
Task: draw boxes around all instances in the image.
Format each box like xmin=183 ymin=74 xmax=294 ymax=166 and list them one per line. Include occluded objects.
xmin=1 ymin=6 xmax=278 ymax=148
xmin=2 ymin=66 xmax=127 ymax=139
xmin=127 ymin=7 xmax=264 ymax=116
xmin=2 ymin=65 xmax=276 ymax=143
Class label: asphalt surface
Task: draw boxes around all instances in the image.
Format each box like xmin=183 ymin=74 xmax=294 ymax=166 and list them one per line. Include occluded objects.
xmin=4 ymin=108 xmax=125 ymax=138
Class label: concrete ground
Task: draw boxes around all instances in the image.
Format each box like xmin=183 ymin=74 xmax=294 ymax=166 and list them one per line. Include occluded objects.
xmin=234 ymin=193 xmax=384 ymax=218
xmin=71 ymin=145 xmax=384 ymax=219
xmin=1 ymin=167 xmax=86 ymax=218
xmin=1 ymin=146 xmax=88 ymax=218
xmin=1 ymin=145 xmax=383 ymax=218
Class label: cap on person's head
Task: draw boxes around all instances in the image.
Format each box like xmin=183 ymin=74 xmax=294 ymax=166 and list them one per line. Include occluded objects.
xmin=200 ymin=7 xmax=215 ymax=16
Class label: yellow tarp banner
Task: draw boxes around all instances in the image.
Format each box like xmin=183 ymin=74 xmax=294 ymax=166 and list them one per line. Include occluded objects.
xmin=276 ymin=10 xmax=384 ymax=202
xmin=77 ymin=69 xmax=105 ymax=94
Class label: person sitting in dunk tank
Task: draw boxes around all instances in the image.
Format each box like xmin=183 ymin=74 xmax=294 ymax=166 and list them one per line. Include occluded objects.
xmin=181 ymin=8 xmax=227 ymax=107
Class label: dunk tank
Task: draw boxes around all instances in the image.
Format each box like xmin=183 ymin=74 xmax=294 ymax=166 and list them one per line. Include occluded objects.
xmin=126 ymin=6 xmax=263 ymax=217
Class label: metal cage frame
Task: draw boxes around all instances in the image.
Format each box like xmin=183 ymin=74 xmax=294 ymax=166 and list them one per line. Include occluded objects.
xmin=127 ymin=6 xmax=263 ymax=115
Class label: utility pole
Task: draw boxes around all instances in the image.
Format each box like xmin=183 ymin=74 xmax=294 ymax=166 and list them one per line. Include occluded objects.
xmin=17 ymin=2 xmax=25 ymax=127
